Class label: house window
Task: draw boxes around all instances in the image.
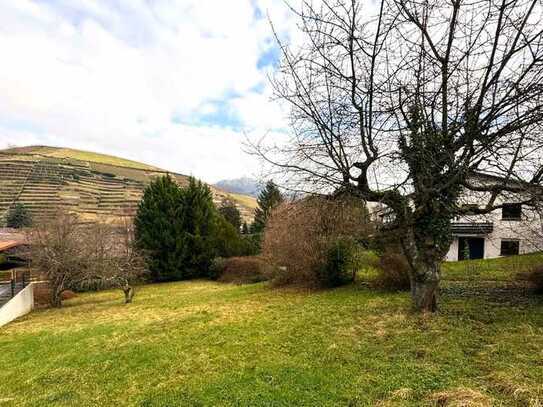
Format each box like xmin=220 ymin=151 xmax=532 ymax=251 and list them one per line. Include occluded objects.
xmin=500 ymin=240 xmax=520 ymax=256
xmin=502 ymin=203 xmax=522 ymax=221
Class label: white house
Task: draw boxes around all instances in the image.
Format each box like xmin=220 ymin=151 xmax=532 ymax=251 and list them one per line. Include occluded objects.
xmin=446 ymin=175 xmax=542 ymax=261
xmin=370 ymin=173 xmax=543 ymax=261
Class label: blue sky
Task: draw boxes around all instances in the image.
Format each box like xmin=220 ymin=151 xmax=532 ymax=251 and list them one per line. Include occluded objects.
xmin=0 ymin=0 xmax=295 ymax=182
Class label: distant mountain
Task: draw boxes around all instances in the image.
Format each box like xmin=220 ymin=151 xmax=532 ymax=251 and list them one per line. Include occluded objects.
xmin=214 ymin=177 xmax=261 ymax=197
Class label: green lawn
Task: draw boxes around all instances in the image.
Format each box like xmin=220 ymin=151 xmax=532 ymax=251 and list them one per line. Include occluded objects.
xmin=1 ymin=271 xmax=543 ymax=405
xmin=442 ymin=252 xmax=543 ymax=281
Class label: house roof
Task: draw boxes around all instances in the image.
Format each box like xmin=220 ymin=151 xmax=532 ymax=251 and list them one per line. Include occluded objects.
xmin=0 ymin=241 xmax=26 ymax=253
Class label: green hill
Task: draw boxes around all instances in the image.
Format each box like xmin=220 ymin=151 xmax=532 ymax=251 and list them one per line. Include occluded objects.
xmin=0 ymin=146 xmax=256 ymax=224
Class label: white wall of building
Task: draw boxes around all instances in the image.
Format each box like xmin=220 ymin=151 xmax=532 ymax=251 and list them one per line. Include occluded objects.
xmin=0 ymin=283 xmax=34 ymax=327
xmin=445 ymin=190 xmax=543 ymax=261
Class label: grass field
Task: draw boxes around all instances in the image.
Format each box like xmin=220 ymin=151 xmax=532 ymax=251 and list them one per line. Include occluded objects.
xmin=2 ymin=146 xmax=162 ymax=171
xmin=1 ymin=257 xmax=543 ymax=406
xmin=442 ymin=252 xmax=543 ymax=281
xmin=226 ymin=192 xmax=259 ymax=210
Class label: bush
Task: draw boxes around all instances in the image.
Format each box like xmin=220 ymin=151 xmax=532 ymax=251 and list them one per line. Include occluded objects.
xmin=317 ymin=239 xmax=358 ymax=288
xmin=6 ymin=203 xmax=32 ymax=228
xmin=517 ymin=265 xmax=543 ymax=294
xmin=371 ymin=252 xmax=411 ymax=291
xmin=240 ymin=234 xmax=260 ymax=256
xmin=262 ymin=195 xmax=373 ymax=287
xmin=210 ymin=256 xmax=271 ymax=284
xmin=213 ymin=216 xmax=259 ymax=258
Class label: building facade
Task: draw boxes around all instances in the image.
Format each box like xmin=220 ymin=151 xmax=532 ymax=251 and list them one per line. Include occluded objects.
xmin=370 ymin=174 xmax=543 ymax=261
xmin=446 ymin=188 xmax=542 ymax=261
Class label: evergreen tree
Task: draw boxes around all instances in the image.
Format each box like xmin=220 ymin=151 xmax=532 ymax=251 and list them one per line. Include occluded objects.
xmin=134 ymin=175 xmax=184 ymax=282
xmin=253 ymin=181 xmax=284 ymax=233
xmin=134 ymin=176 xmax=218 ymax=281
xmin=241 ymin=222 xmax=249 ymax=235
xmin=218 ymin=200 xmax=242 ymax=232
xmin=179 ymin=177 xmax=217 ymax=278
xmin=213 ymin=214 xmax=244 ymax=258
xmin=6 ymin=203 xmax=32 ymax=228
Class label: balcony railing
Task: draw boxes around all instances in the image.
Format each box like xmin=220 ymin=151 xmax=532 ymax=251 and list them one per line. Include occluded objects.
xmin=451 ymin=222 xmax=494 ymax=235
xmin=0 ymin=269 xmax=30 ymax=307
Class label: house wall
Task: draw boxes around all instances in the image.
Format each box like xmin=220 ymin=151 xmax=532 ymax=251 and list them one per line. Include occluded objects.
xmin=0 ymin=282 xmax=34 ymax=327
xmin=445 ymin=190 xmax=543 ymax=261
xmin=446 ymin=238 xmax=459 ymax=261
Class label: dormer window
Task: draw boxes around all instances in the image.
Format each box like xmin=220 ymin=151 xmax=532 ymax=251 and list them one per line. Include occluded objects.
xmin=502 ymin=203 xmax=522 ymax=221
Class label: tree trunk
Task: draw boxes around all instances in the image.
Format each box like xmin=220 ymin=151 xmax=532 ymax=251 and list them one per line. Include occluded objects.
xmin=51 ymin=289 xmax=63 ymax=308
xmin=402 ymin=231 xmax=446 ymax=313
xmin=411 ymin=273 xmax=439 ymax=312
xmin=123 ymin=286 xmax=134 ymax=304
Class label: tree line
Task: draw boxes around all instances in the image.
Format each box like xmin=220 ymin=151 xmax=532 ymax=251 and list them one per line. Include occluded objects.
xmin=22 ymin=175 xmax=284 ymax=307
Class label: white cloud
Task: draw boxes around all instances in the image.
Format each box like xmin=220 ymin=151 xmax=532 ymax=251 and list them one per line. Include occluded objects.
xmin=0 ymin=0 xmax=298 ymax=182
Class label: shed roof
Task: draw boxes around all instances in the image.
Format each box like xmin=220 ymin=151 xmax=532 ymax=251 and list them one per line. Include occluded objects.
xmin=0 ymin=241 xmax=25 ymax=253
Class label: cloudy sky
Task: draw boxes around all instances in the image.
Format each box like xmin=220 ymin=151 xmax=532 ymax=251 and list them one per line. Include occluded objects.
xmin=0 ymin=0 xmax=296 ymax=182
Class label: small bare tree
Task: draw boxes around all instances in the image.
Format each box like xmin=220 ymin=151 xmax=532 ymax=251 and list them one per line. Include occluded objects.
xmin=27 ymin=211 xmax=147 ymax=307
xmin=84 ymin=216 xmax=147 ymax=304
xmin=256 ymin=0 xmax=543 ymax=311
xmin=26 ymin=212 xmax=89 ymax=307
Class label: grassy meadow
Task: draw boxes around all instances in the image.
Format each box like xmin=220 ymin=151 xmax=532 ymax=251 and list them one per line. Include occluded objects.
xmin=1 ymin=256 xmax=543 ymax=406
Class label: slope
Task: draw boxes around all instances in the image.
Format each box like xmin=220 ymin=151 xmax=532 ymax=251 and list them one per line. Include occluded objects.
xmin=0 ymin=146 xmax=256 ymax=224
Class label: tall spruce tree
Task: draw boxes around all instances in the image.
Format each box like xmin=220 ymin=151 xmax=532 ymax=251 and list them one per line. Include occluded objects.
xmin=134 ymin=175 xmax=184 ymax=282
xmin=218 ymin=200 xmax=242 ymax=232
xmin=252 ymin=181 xmax=283 ymax=233
xmin=134 ymin=175 xmax=218 ymax=281
xmin=179 ymin=177 xmax=216 ymax=278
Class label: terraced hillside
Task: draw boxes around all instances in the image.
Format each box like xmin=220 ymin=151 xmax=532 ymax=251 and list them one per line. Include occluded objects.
xmin=0 ymin=146 xmax=257 ymax=224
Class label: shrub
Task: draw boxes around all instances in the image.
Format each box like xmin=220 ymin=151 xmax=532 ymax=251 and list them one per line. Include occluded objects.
xmin=517 ymin=265 xmax=543 ymax=294
xmin=240 ymin=234 xmax=260 ymax=256
xmin=213 ymin=215 xmax=261 ymax=258
xmin=372 ymin=252 xmax=411 ymax=291
xmin=317 ymin=239 xmax=358 ymax=288
xmin=6 ymin=203 xmax=32 ymax=228
xmin=61 ymin=290 xmax=77 ymax=300
xmin=262 ymin=195 xmax=373 ymax=287
xmin=210 ymin=256 xmax=271 ymax=284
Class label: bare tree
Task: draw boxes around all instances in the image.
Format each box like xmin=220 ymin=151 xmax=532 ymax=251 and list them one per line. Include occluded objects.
xmin=26 ymin=212 xmax=89 ymax=307
xmin=84 ymin=216 xmax=147 ymax=304
xmin=255 ymin=0 xmax=543 ymax=311
xmin=27 ymin=211 xmax=147 ymax=307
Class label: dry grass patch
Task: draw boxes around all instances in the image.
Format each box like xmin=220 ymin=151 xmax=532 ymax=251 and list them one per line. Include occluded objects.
xmin=488 ymin=372 xmax=543 ymax=406
xmin=429 ymin=387 xmax=494 ymax=406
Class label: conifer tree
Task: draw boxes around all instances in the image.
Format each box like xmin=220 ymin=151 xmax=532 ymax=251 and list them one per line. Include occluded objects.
xmin=135 ymin=176 xmax=219 ymax=281
xmin=179 ymin=177 xmax=217 ymax=277
xmin=253 ymin=181 xmax=284 ymax=233
xmin=134 ymin=175 xmax=184 ymax=282
xmin=218 ymin=200 xmax=242 ymax=232
xmin=6 ymin=203 xmax=33 ymax=228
